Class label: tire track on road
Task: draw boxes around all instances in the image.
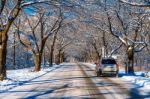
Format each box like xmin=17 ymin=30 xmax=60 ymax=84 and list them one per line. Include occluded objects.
xmin=77 ymin=63 xmax=106 ymax=99
xmin=84 ymin=63 xmax=130 ymax=98
xmin=83 ymin=63 xmax=144 ymax=99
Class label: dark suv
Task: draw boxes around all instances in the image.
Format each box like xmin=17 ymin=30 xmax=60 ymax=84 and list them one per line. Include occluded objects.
xmin=96 ymin=58 xmax=119 ymax=77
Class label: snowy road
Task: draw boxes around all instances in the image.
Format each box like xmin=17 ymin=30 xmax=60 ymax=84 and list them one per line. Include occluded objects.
xmin=0 ymin=63 xmax=149 ymax=99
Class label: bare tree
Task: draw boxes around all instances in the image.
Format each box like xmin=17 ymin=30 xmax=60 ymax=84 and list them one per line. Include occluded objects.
xmin=49 ymin=29 xmax=59 ymax=66
xmin=106 ymin=7 xmax=148 ymax=74
xmin=17 ymin=10 xmax=63 ymax=71
xmin=56 ymin=36 xmax=73 ymax=64
xmin=0 ymin=0 xmax=64 ymax=80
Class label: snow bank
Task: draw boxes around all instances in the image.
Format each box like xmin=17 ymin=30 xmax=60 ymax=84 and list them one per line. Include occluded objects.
xmin=82 ymin=63 xmax=96 ymax=67
xmin=0 ymin=64 xmax=61 ymax=92
xmin=81 ymin=63 xmax=150 ymax=90
xmin=84 ymin=63 xmax=150 ymax=90
xmin=121 ymin=71 xmax=150 ymax=89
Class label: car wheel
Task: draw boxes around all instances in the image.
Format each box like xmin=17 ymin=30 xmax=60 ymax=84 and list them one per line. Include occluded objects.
xmin=96 ymin=72 xmax=99 ymax=77
xmin=115 ymin=71 xmax=119 ymax=77
xmin=99 ymin=69 xmax=102 ymax=76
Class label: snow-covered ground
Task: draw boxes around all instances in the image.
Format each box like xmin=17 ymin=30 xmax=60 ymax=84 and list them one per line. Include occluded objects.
xmin=121 ymin=70 xmax=150 ymax=89
xmin=1 ymin=62 xmax=150 ymax=95
xmin=0 ymin=64 xmax=62 ymax=93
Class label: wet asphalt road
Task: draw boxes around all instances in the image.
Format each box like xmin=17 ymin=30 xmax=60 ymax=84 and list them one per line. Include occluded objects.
xmin=0 ymin=63 xmax=149 ymax=99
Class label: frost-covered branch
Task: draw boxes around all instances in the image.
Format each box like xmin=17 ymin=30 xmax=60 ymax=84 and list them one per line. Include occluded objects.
xmin=0 ymin=0 xmax=6 ymax=15
xmin=119 ymin=0 xmax=150 ymax=7
xmin=21 ymin=0 xmax=73 ymax=8
xmin=107 ymin=12 xmax=129 ymax=46
xmin=17 ymin=29 xmax=35 ymax=54
xmin=21 ymin=0 xmax=52 ymax=7
xmin=44 ymin=15 xmax=63 ymax=40
xmin=110 ymin=43 xmax=123 ymax=56
xmin=134 ymin=43 xmax=147 ymax=52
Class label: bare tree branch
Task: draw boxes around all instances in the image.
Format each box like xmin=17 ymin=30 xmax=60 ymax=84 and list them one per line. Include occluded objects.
xmin=0 ymin=0 xmax=6 ymax=15
xmin=119 ymin=0 xmax=150 ymax=7
xmin=110 ymin=43 xmax=123 ymax=56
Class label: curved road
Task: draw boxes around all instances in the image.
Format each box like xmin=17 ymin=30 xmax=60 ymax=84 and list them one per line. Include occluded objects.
xmin=0 ymin=63 xmax=149 ymax=99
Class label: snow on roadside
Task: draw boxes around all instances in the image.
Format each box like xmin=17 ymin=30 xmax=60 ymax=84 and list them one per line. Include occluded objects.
xmin=86 ymin=63 xmax=96 ymax=67
xmin=84 ymin=63 xmax=150 ymax=90
xmin=4 ymin=62 xmax=150 ymax=93
xmin=121 ymin=71 xmax=150 ymax=90
xmin=0 ymin=64 xmax=61 ymax=92
xmin=82 ymin=63 xmax=96 ymax=68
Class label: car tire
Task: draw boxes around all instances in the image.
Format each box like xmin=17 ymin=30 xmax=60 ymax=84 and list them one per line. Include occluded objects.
xmin=96 ymin=70 xmax=100 ymax=77
xmin=99 ymin=69 xmax=102 ymax=76
xmin=96 ymin=72 xmax=99 ymax=77
xmin=115 ymin=71 xmax=119 ymax=77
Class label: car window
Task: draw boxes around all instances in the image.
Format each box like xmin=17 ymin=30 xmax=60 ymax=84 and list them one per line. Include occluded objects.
xmin=102 ymin=59 xmax=116 ymax=64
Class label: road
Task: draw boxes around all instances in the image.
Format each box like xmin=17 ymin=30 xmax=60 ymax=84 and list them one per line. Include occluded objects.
xmin=0 ymin=63 xmax=149 ymax=99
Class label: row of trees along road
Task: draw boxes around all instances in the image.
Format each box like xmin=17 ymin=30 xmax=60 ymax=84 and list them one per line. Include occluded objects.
xmin=115 ymin=0 xmax=150 ymax=73
xmin=0 ymin=0 xmax=150 ymax=80
xmin=0 ymin=0 xmax=81 ymax=81
xmin=74 ymin=0 xmax=150 ymax=74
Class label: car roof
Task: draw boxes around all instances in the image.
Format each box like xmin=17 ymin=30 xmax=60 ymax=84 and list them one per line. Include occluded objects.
xmin=101 ymin=57 xmax=115 ymax=60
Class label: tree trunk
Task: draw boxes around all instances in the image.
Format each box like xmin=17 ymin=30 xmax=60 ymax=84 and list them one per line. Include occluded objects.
xmin=43 ymin=50 xmax=46 ymax=68
xmin=49 ymin=46 xmax=54 ymax=66
xmin=0 ymin=1 xmax=21 ymax=80
xmin=124 ymin=62 xmax=128 ymax=74
xmin=26 ymin=49 xmax=29 ymax=67
xmin=93 ymin=44 xmax=101 ymax=60
xmin=58 ymin=50 xmax=61 ymax=64
xmin=60 ymin=52 xmax=64 ymax=63
xmin=13 ymin=32 xmax=16 ymax=69
xmin=49 ymin=32 xmax=58 ymax=66
xmin=127 ymin=46 xmax=134 ymax=74
xmin=34 ymin=53 xmax=42 ymax=71
xmin=0 ymin=32 xmax=8 ymax=80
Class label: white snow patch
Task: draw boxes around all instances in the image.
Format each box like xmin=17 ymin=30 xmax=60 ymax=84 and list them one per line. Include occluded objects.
xmin=83 ymin=62 xmax=150 ymax=89
xmin=83 ymin=63 xmax=96 ymax=67
xmin=121 ymin=71 xmax=150 ymax=89
xmin=0 ymin=64 xmax=61 ymax=92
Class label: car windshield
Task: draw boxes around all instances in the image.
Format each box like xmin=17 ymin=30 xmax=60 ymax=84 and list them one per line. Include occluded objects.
xmin=102 ymin=59 xmax=116 ymax=64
